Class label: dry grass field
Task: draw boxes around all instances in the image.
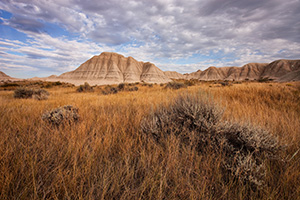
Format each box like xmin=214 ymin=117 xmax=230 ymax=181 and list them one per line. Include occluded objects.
xmin=0 ymin=81 xmax=300 ymax=199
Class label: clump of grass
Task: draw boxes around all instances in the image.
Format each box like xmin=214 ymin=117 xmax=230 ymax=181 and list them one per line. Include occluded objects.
xmin=164 ymin=81 xmax=187 ymax=90
xmin=141 ymin=92 xmax=282 ymax=188
xmin=42 ymin=105 xmax=80 ymax=126
xmin=14 ymin=87 xmax=49 ymax=100
xmin=77 ymin=82 xmax=94 ymax=92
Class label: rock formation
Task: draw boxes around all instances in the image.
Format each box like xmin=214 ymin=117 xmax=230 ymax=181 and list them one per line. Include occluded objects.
xmin=183 ymin=70 xmax=202 ymax=80
xmin=57 ymin=52 xmax=171 ymax=85
xmin=0 ymin=71 xmax=20 ymax=82
xmin=261 ymin=60 xmax=300 ymax=81
xmin=7 ymin=52 xmax=299 ymax=84
xmin=164 ymin=71 xmax=185 ymax=79
xmin=183 ymin=60 xmax=300 ymax=81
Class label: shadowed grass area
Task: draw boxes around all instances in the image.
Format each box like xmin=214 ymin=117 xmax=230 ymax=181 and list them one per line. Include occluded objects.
xmin=0 ymin=82 xmax=300 ymax=199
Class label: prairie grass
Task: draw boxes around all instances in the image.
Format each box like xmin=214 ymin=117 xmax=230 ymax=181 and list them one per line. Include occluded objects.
xmin=0 ymin=82 xmax=300 ymax=199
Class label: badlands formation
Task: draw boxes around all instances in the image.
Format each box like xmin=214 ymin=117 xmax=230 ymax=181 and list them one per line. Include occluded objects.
xmin=185 ymin=60 xmax=300 ymax=81
xmin=0 ymin=71 xmax=20 ymax=82
xmin=1 ymin=52 xmax=300 ymax=84
xmin=57 ymin=52 xmax=171 ymax=85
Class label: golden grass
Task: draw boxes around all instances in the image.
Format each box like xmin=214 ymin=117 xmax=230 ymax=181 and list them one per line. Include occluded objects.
xmin=0 ymin=82 xmax=300 ymax=199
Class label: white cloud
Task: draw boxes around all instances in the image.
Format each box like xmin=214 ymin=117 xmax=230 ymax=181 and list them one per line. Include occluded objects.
xmin=0 ymin=34 xmax=115 ymax=77
xmin=0 ymin=0 xmax=299 ymax=77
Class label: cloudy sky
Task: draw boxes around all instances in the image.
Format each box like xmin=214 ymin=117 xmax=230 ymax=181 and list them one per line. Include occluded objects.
xmin=0 ymin=0 xmax=299 ymax=78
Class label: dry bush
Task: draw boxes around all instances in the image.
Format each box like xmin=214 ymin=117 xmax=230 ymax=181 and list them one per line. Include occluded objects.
xmin=42 ymin=105 xmax=80 ymax=126
xmin=77 ymin=82 xmax=94 ymax=92
xmin=101 ymin=84 xmax=138 ymax=94
xmin=32 ymin=89 xmax=50 ymax=100
xmin=14 ymin=87 xmax=49 ymax=100
xmin=117 ymin=83 xmax=126 ymax=91
xmin=184 ymin=79 xmax=197 ymax=86
xmin=258 ymin=77 xmax=272 ymax=82
xmin=42 ymin=81 xmax=64 ymax=88
xmin=0 ymin=82 xmax=19 ymax=88
xmin=141 ymin=92 xmax=223 ymax=140
xmin=141 ymin=82 xmax=153 ymax=87
xmin=141 ymin=92 xmax=282 ymax=188
xmin=14 ymin=87 xmax=34 ymax=98
xmin=101 ymin=85 xmax=118 ymax=95
xmin=219 ymin=122 xmax=282 ymax=187
xmin=164 ymin=81 xmax=187 ymax=90
xmin=220 ymin=81 xmax=229 ymax=86
xmin=128 ymin=86 xmax=138 ymax=91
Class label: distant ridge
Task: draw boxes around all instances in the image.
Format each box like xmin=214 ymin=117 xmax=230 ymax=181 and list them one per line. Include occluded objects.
xmin=183 ymin=60 xmax=300 ymax=82
xmin=0 ymin=71 xmax=21 ymax=82
xmin=3 ymin=52 xmax=299 ymax=85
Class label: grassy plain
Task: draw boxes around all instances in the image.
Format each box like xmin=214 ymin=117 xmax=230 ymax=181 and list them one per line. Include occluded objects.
xmin=0 ymin=81 xmax=300 ymax=199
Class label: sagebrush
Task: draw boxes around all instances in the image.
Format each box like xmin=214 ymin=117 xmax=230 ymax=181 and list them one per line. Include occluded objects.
xmin=77 ymin=82 xmax=94 ymax=92
xmin=14 ymin=87 xmax=49 ymax=100
xmin=42 ymin=105 xmax=80 ymax=126
xmin=164 ymin=81 xmax=187 ymax=89
xmin=141 ymin=92 xmax=282 ymax=188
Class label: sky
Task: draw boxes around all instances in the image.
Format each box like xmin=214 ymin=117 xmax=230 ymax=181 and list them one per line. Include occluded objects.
xmin=0 ymin=0 xmax=300 ymax=78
